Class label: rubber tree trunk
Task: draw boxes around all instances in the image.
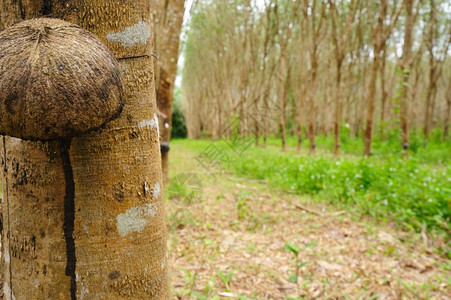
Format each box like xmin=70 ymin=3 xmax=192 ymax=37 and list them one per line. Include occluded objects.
xmin=333 ymin=59 xmax=343 ymax=156
xmin=399 ymin=0 xmax=414 ymax=158
xmin=277 ymin=46 xmax=287 ymax=152
xmin=307 ymin=53 xmax=318 ymax=156
xmin=424 ymin=65 xmax=437 ymax=140
xmin=154 ymin=0 xmax=185 ymax=181
xmin=379 ymin=49 xmax=388 ymax=140
xmin=0 ymin=1 xmax=168 ymax=299
xmin=443 ymin=87 xmax=451 ymax=139
xmin=363 ymin=54 xmax=380 ymax=156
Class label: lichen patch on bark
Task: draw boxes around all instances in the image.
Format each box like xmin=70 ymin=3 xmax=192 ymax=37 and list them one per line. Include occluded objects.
xmin=106 ymin=21 xmax=151 ymax=47
xmin=116 ymin=203 xmax=156 ymax=237
xmin=152 ymin=182 xmax=161 ymax=199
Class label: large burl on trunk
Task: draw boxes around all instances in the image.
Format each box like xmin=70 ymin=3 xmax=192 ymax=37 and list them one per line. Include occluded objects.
xmin=0 ymin=1 xmax=168 ymax=299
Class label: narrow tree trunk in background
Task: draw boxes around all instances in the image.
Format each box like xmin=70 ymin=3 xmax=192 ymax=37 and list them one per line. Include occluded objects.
xmin=379 ymin=49 xmax=388 ymax=139
xmin=307 ymin=71 xmax=318 ymax=156
xmin=443 ymin=86 xmax=451 ymax=139
xmin=263 ymin=95 xmax=269 ymax=148
xmin=424 ymin=65 xmax=437 ymax=140
xmin=155 ymin=0 xmax=185 ymax=181
xmin=301 ymin=0 xmax=325 ymax=156
xmin=334 ymin=59 xmax=343 ymax=156
xmin=0 ymin=1 xmax=168 ymax=299
xmin=296 ymin=92 xmax=304 ymax=154
xmin=278 ymin=47 xmax=287 ymax=152
xmin=307 ymin=62 xmax=317 ymax=156
xmin=364 ymin=54 xmax=380 ymax=156
xmin=296 ymin=46 xmax=306 ymax=154
xmin=329 ymin=0 xmax=357 ymax=155
xmin=254 ymin=98 xmax=260 ymax=147
xmin=423 ymin=0 xmax=441 ymax=141
xmin=399 ymin=0 xmax=414 ymax=158
xmin=363 ymin=0 xmax=402 ymax=156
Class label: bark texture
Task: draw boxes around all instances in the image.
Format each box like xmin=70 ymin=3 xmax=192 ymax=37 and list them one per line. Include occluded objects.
xmin=1 ymin=1 xmax=168 ymax=299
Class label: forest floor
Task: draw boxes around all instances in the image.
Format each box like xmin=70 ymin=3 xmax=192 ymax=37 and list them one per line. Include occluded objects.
xmin=167 ymin=140 xmax=450 ymax=300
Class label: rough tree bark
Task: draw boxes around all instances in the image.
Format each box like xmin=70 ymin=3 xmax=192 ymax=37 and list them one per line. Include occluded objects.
xmin=154 ymin=0 xmax=185 ymax=181
xmin=0 ymin=1 xmax=168 ymax=299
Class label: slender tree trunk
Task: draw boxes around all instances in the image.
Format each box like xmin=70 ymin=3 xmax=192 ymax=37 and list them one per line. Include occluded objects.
xmin=278 ymin=47 xmax=287 ymax=152
xmin=363 ymin=0 xmax=403 ymax=155
xmin=296 ymin=48 xmax=306 ymax=154
xmin=399 ymin=0 xmax=414 ymax=158
xmin=443 ymin=82 xmax=451 ymax=139
xmin=379 ymin=49 xmax=388 ymax=139
xmin=155 ymin=0 xmax=185 ymax=181
xmin=334 ymin=59 xmax=343 ymax=156
xmin=254 ymin=98 xmax=260 ymax=146
xmin=263 ymin=94 xmax=269 ymax=148
xmin=307 ymin=101 xmax=316 ymax=156
xmin=0 ymin=1 xmax=168 ymax=299
xmin=296 ymin=94 xmax=304 ymax=154
xmin=308 ymin=50 xmax=318 ymax=155
xmin=424 ymin=65 xmax=437 ymax=140
xmin=218 ymin=97 xmax=223 ymax=138
xmin=364 ymin=54 xmax=380 ymax=156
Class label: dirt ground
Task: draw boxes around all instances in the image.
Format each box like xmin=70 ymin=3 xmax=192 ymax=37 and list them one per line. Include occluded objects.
xmin=167 ymin=143 xmax=450 ymax=300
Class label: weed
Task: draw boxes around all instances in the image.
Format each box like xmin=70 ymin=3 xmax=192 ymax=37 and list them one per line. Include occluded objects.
xmin=216 ymin=268 xmax=234 ymax=292
xmin=284 ymin=241 xmax=316 ymax=297
xmin=237 ymin=197 xmax=249 ymax=220
xmin=167 ymin=208 xmax=197 ymax=232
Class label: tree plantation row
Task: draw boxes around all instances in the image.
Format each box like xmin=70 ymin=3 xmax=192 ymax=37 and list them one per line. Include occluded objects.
xmin=180 ymin=0 xmax=450 ymax=156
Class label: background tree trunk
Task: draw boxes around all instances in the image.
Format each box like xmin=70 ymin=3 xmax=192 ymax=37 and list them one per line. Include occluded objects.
xmin=155 ymin=0 xmax=185 ymax=181
xmin=399 ymin=0 xmax=415 ymax=158
xmin=278 ymin=46 xmax=287 ymax=152
xmin=363 ymin=0 xmax=402 ymax=156
xmin=0 ymin=1 xmax=168 ymax=299
xmin=379 ymin=49 xmax=388 ymax=139
xmin=443 ymin=81 xmax=451 ymax=139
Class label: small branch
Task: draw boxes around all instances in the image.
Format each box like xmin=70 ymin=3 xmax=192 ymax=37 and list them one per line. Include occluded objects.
xmin=295 ymin=204 xmax=322 ymax=216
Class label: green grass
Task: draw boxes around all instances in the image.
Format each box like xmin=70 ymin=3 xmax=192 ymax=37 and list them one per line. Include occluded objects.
xmin=229 ymin=147 xmax=450 ymax=238
xmin=172 ymin=134 xmax=451 ymax=246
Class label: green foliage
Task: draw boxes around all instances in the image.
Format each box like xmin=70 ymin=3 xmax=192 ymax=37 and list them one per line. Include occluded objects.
xmin=229 ymin=146 xmax=451 ymax=240
xmin=171 ymin=88 xmax=188 ymax=139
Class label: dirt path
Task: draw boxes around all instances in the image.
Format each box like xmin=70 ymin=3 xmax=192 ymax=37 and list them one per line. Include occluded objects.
xmin=167 ymin=142 xmax=450 ymax=300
